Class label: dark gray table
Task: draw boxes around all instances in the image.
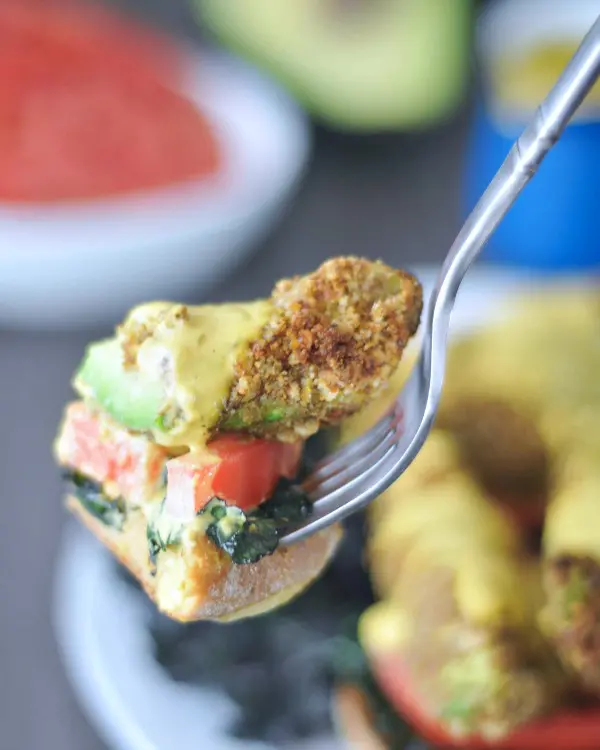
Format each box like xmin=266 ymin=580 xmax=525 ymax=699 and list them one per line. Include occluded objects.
xmin=0 ymin=3 xmax=469 ymax=747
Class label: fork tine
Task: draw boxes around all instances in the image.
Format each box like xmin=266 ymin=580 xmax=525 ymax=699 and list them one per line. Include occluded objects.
xmin=281 ymin=439 xmax=404 ymax=546
xmin=305 ymin=420 xmax=399 ymax=498
xmin=306 ymin=403 xmax=400 ymax=487
xmin=282 ymin=366 xmax=429 ymax=546
xmin=310 ymin=433 xmax=399 ymax=513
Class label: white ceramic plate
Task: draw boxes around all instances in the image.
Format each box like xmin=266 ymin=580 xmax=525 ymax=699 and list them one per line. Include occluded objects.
xmin=53 ymin=266 xmax=585 ymax=750
xmin=0 ymin=48 xmax=311 ymax=329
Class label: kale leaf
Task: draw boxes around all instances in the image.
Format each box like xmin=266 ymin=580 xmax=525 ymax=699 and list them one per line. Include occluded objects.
xmin=63 ymin=470 xmax=127 ymax=531
xmin=202 ymin=478 xmax=312 ymax=565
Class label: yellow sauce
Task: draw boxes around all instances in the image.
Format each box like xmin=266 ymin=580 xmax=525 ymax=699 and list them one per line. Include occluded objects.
xmin=493 ymin=42 xmax=600 ymax=113
xmin=121 ymin=300 xmax=273 ymax=449
xmin=358 ymin=601 xmax=412 ymax=655
xmin=544 ymin=477 xmax=600 ymax=559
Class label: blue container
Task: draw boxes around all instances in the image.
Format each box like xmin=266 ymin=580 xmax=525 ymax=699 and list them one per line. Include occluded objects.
xmin=465 ymin=104 xmax=600 ymax=272
xmin=464 ymin=0 xmax=600 ymax=273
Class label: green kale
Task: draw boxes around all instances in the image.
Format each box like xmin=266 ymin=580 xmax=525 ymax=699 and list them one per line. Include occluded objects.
xmin=259 ymin=478 xmax=311 ymax=528
xmin=229 ymin=518 xmax=279 ymax=565
xmin=204 ymin=498 xmax=246 ymax=551
xmin=202 ymin=479 xmax=311 ymax=566
xmin=63 ymin=470 xmax=127 ymax=531
xmin=147 ymin=500 xmax=184 ymax=567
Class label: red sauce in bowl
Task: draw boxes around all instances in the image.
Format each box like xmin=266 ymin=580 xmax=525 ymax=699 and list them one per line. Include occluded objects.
xmin=0 ymin=1 xmax=221 ymax=203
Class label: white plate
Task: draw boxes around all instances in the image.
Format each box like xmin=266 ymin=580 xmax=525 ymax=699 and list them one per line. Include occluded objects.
xmin=52 ymin=266 xmax=584 ymax=750
xmin=0 ymin=48 xmax=311 ymax=329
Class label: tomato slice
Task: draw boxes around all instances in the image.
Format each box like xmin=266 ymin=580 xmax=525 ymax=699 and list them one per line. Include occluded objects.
xmin=165 ymin=436 xmax=304 ymax=519
xmin=56 ymin=402 xmax=168 ymax=505
xmin=371 ymin=654 xmax=600 ymax=750
xmin=0 ymin=0 xmax=183 ymax=85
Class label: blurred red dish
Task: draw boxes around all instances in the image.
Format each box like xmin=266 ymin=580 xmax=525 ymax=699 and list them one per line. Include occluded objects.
xmin=0 ymin=0 xmax=221 ymax=202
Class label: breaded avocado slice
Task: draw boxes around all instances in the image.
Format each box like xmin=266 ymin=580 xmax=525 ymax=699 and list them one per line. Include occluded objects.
xmin=74 ymin=257 xmax=422 ymax=446
xmin=361 ymin=559 xmax=566 ymax=741
xmin=541 ymin=554 xmax=600 ymax=693
xmin=541 ymin=468 xmax=600 ymax=693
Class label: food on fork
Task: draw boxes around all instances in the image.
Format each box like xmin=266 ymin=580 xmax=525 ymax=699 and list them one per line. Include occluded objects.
xmin=75 ymin=257 xmax=422 ymax=442
xmin=54 ymin=257 xmax=422 ymax=622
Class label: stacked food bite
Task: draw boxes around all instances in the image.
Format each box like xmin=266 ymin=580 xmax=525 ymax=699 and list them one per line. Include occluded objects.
xmin=54 ymin=257 xmax=422 ymax=622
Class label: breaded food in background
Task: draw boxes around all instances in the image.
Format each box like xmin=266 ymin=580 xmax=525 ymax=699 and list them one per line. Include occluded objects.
xmin=442 ymin=287 xmax=600 ymax=430
xmin=347 ymin=284 xmax=600 ymax=743
xmin=436 ymin=397 xmax=550 ymax=495
xmin=542 ymin=461 xmax=600 ymax=694
xmin=361 ymin=429 xmax=567 ymax=740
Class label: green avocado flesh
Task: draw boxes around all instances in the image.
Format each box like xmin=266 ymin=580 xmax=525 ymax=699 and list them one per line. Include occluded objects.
xmin=72 ymin=300 xmax=272 ymax=445
xmin=74 ymin=339 xmax=164 ymax=432
xmin=73 ymin=335 xmax=288 ymax=439
xmin=195 ymin=0 xmax=471 ymax=131
xmin=220 ymin=405 xmax=294 ymax=431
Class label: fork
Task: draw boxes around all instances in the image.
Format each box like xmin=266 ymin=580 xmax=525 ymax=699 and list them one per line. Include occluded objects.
xmin=282 ymin=14 xmax=600 ymax=546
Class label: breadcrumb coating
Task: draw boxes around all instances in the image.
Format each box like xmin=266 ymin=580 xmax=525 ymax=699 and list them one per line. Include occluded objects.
xmin=543 ymin=554 xmax=600 ymax=694
xmin=221 ymin=257 xmax=422 ymax=439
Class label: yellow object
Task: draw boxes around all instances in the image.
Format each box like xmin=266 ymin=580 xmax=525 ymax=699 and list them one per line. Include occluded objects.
xmin=117 ymin=301 xmax=272 ymax=449
xmin=358 ymin=601 xmax=412 ymax=656
xmin=494 ymin=43 xmax=600 ymax=113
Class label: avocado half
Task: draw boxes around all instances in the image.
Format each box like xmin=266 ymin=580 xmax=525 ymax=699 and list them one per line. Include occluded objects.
xmin=194 ymin=0 xmax=473 ymax=132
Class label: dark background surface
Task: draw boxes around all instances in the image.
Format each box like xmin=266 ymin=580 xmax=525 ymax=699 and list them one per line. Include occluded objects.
xmin=0 ymin=1 xmax=468 ymax=748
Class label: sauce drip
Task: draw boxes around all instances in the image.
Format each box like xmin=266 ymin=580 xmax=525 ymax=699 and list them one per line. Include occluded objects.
xmin=123 ymin=300 xmax=273 ymax=449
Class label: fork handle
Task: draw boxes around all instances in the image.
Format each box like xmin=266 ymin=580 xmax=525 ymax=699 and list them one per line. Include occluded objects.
xmin=432 ymin=13 xmax=600 ymax=312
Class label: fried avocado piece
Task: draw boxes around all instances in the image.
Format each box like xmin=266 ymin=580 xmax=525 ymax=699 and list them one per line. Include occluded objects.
xmin=541 ymin=468 xmax=600 ymax=693
xmin=542 ymin=554 xmax=600 ymax=693
xmin=367 ymin=469 xmax=518 ymax=599
xmin=441 ymin=286 xmax=600 ymax=429
xmin=75 ymin=257 xmax=422 ymax=446
xmin=361 ymin=554 xmax=566 ymax=741
xmin=363 ymin=435 xmax=567 ymax=740
xmin=219 ymin=257 xmax=422 ymax=439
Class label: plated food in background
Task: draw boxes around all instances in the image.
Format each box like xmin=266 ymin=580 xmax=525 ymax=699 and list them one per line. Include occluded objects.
xmin=541 ymin=458 xmax=600 ymax=695
xmin=332 ymin=286 xmax=600 ymax=749
xmin=54 ymin=257 xmax=422 ymax=622
xmin=0 ymin=0 xmax=311 ymax=329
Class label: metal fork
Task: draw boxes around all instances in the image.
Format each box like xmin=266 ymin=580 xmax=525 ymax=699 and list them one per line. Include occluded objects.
xmin=282 ymin=14 xmax=600 ymax=547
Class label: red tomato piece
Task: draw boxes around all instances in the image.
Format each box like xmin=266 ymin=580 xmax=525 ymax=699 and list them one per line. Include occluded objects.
xmin=372 ymin=654 xmax=600 ymax=750
xmin=165 ymin=436 xmax=303 ymax=519
xmin=57 ymin=401 xmax=168 ymax=505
